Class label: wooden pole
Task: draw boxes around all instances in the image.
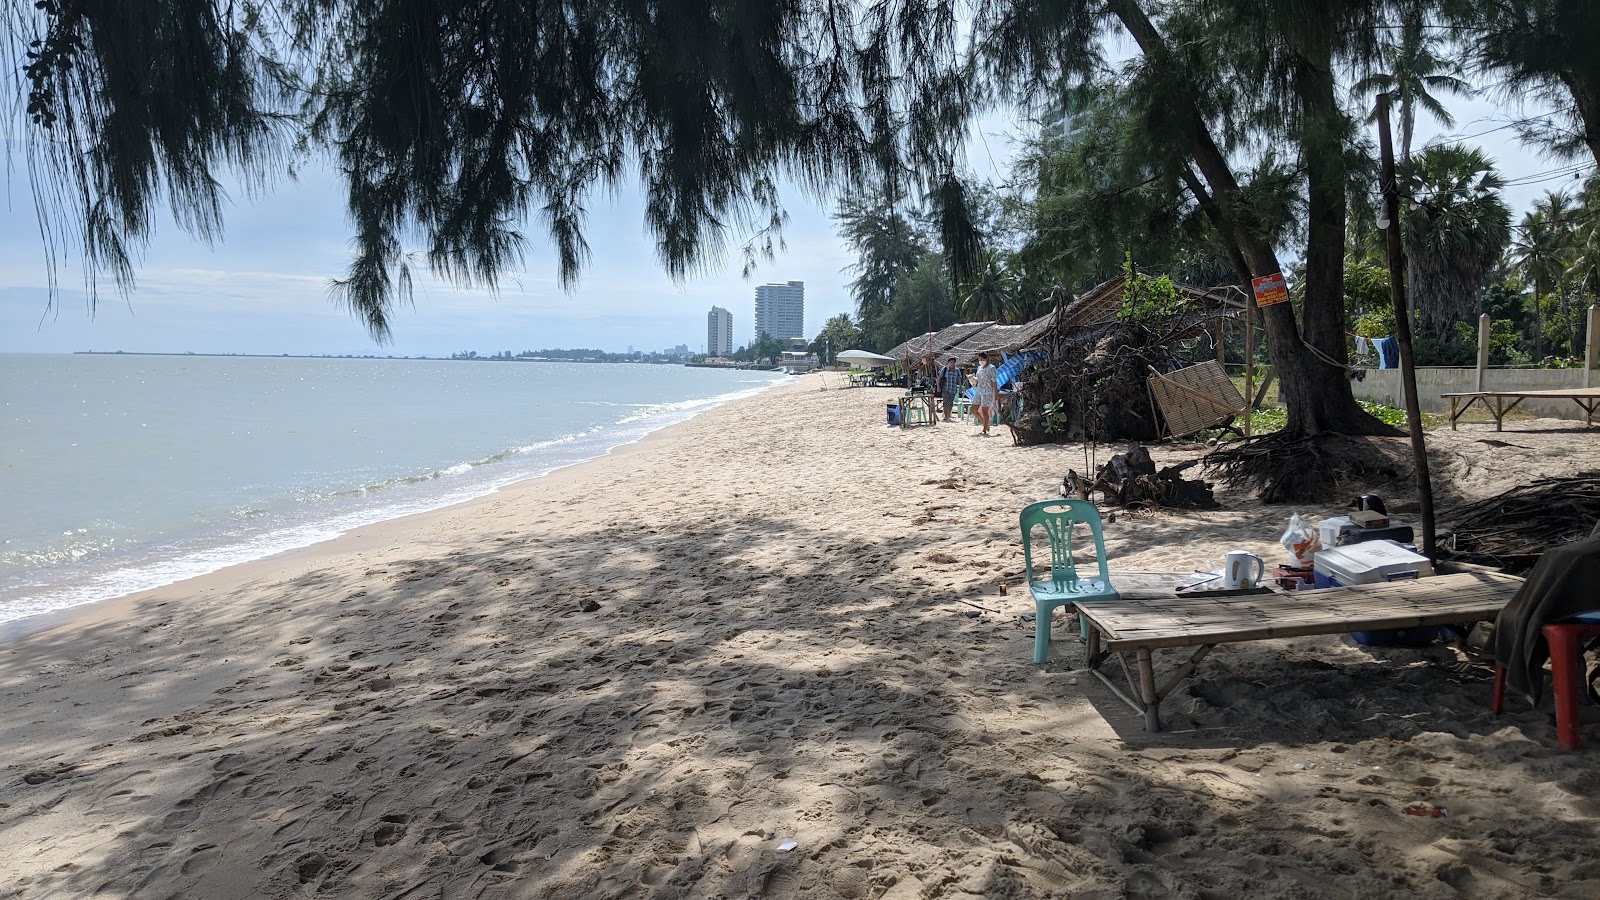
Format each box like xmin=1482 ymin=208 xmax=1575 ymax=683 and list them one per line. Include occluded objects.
xmin=1376 ymin=93 xmax=1436 ymax=560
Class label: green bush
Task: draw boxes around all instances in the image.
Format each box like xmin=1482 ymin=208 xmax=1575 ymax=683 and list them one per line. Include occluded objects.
xmin=1356 ymin=399 xmax=1407 ymax=427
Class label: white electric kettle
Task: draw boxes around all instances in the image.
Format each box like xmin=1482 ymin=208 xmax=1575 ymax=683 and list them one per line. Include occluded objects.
xmin=1223 ymin=550 xmax=1265 ymax=590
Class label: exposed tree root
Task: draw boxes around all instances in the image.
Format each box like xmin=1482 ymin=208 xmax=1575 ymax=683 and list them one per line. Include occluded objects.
xmin=1202 ymin=431 xmax=1411 ymax=504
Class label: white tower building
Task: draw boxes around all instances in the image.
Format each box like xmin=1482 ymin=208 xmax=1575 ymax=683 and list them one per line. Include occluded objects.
xmin=753 ymin=281 xmax=805 ymax=342
xmin=707 ymin=306 xmax=734 ymax=357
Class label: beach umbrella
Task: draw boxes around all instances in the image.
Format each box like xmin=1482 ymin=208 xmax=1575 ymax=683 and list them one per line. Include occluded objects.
xmin=835 ymin=349 xmax=896 ymax=368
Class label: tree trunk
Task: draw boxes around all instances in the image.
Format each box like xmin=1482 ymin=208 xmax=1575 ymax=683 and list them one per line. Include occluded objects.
xmin=1559 ymin=71 xmax=1600 ymax=171
xmin=1107 ymin=0 xmax=1392 ymax=436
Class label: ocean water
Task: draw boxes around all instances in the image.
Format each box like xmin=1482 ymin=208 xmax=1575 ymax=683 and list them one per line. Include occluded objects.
xmin=0 ymin=354 xmax=785 ymax=625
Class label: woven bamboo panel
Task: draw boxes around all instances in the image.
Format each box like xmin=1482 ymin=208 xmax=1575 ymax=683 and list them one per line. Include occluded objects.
xmin=1147 ymin=360 xmax=1248 ymax=438
xmin=1081 ymin=572 xmax=1522 ymax=651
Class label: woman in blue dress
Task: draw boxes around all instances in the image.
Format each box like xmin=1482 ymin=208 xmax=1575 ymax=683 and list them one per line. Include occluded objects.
xmin=974 ymin=351 xmax=999 ymax=436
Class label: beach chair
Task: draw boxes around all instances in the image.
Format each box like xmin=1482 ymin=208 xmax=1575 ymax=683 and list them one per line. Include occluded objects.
xmin=1020 ymin=499 xmax=1119 ymax=664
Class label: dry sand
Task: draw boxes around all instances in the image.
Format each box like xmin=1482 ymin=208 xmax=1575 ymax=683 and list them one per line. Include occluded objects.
xmin=2 ymin=374 xmax=1598 ymax=899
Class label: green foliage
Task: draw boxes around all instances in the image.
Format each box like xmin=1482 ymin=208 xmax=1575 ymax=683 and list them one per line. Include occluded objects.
xmin=871 ymin=254 xmax=957 ymax=351
xmin=1488 ymin=319 xmax=1529 ymax=366
xmin=1344 ymin=262 xmax=1390 ymax=321
xmin=1345 ymin=261 xmax=1396 ymax=339
xmin=957 ymin=249 xmax=1020 ymax=323
xmin=1400 ymin=145 xmax=1513 ymax=342
xmin=835 ymin=192 xmax=931 ymax=348
xmin=1356 ymin=399 xmax=1408 ymax=428
xmin=1412 ymin=337 xmax=1475 ymax=366
xmin=1116 ymin=253 xmax=1186 ymax=327
xmin=1535 ymin=356 xmax=1586 ymax=369
xmin=1040 ymin=400 xmax=1071 ymax=435
xmin=1233 ymin=400 xmax=1405 ymax=439
xmin=1350 ymin=307 xmax=1396 ymax=340
xmin=18 ymin=0 xmax=1595 ymax=385
xmin=1351 ymin=7 xmax=1472 ymax=161
xmin=1460 ymin=0 xmax=1600 ymax=166
xmin=1247 ymin=406 xmax=1288 ymax=435
xmin=810 ymin=314 xmax=863 ymax=365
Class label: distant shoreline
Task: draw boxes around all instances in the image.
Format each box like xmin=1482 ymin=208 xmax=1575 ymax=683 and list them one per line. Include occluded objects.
xmin=71 ymin=350 xmax=789 ymax=370
xmin=72 ymin=351 xmax=692 ymax=364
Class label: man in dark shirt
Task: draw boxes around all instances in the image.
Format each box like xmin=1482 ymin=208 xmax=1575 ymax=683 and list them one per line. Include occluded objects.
xmin=936 ymin=355 xmax=965 ymax=421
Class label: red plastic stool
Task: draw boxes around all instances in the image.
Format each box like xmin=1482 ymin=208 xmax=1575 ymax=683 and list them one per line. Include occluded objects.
xmin=1492 ymin=622 xmax=1600 ymax=750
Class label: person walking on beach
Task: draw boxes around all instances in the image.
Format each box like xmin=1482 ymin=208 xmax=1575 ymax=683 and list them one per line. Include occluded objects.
xmin=974 ymin=351 xmax=999 ymax=436
xmin=936 ymin=355 xmax=964 ymax=421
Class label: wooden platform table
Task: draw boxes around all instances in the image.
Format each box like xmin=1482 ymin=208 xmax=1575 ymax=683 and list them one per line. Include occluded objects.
xmin=1078 ymin=572 xmax=1524 ymax=732
xmin=1441 ymin=388 xmax=1600 ymax=431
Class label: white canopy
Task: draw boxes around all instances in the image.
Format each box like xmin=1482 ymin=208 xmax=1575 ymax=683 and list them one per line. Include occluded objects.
xmin=835 ymin=349 xmax=896 ymax=367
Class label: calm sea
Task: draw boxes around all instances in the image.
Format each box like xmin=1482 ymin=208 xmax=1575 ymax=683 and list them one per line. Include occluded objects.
xmin=0 ymin=354 xmax=785 ymax=625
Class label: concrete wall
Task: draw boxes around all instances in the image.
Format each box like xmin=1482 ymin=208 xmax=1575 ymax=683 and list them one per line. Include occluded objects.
xmin=1350 ymin=367 xmax=1590 ymax=419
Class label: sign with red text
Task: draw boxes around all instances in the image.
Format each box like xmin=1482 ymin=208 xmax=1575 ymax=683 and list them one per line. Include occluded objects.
xmin=1251 ymin=272 xmax=1289 ymax=307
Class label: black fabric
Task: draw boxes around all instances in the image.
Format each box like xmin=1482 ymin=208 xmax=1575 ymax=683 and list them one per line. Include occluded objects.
xmin=1491 ymin=527 xmax=1600 ymax=706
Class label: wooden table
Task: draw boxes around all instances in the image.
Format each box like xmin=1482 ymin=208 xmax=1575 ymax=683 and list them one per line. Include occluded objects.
xmin=1442 ymin=388 xmax=1600 ymax=430
xmin=1077 ymin=572 xmax=1524 ymax=731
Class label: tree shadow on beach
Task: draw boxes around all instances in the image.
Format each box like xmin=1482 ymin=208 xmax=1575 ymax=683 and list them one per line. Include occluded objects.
xmin=3 ymin=503 xmax=1596 ymax=899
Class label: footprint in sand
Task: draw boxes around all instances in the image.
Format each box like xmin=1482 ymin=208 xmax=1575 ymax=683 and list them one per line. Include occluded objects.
xmin=372 ymin=813 xmax=409 ymax=847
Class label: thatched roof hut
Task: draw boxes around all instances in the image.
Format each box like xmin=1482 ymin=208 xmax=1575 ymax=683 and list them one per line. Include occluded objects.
xmin=879 ymin=276 xmax=1248 ymax=368
xmin=883 ymin=321 xmax=996 ymax=364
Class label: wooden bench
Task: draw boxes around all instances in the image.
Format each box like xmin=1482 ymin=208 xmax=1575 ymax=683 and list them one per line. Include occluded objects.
xmin=1077 ymin=572 xmax=1524 ymax=731
xmin=1441 ymin=388 xmax=1600 ymax=431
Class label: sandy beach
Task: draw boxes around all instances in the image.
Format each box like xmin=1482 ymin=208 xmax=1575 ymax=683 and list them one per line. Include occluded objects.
xmin=2 ymin=374 xmax=1597 ymax=900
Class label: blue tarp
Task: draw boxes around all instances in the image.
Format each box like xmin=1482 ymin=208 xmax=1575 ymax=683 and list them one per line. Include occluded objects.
xmin=965 ymin=350 xmax=1043 ymax=400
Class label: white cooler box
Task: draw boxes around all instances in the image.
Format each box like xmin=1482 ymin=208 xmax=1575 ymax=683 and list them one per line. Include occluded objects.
xmin=1312 ymin=540 xmax=1441 ymax=646
xmin=1313 ymin=540 xmax=1433 ymax=587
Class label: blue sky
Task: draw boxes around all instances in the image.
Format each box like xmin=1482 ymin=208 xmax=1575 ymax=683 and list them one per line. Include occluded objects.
xmin=0 ymin=87 xmax=1582 ymax=357
xmin=0 ymin=152 xmax=868 ymax=357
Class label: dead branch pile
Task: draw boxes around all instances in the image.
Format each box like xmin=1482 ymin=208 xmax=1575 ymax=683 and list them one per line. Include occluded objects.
xmin=1202 ymin=431 xmax=1410 ymax=503
xmin=1011 ymin=324 xmax=1178 ymax=444
xmin=1063 ymin=446 xmax=1220 ymax=509
xmin=1441 ymin=472 xmax=1600 ymax=571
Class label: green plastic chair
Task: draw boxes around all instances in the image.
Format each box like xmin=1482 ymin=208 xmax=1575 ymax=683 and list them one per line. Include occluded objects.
xmin=1019 ymin=499 xmax=1119 ymax=664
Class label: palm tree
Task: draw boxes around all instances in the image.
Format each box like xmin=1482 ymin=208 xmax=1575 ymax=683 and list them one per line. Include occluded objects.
xmin=957 ymin=251 xmax=1019 ymax=322
xmin=1400 ymin=146 xmax=1513 ymax=342
xmin=1509 ymin=207 xmax=1566 ymax=360
xmin=1353 ymin=6 xmax=1473 ymax=161
xmin=1560 ymin=177 xmax=1600 ymax=353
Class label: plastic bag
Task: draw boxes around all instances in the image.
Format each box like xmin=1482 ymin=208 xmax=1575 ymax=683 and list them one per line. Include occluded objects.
xmin=1280 ymin=512 xmax=1319 ymax=568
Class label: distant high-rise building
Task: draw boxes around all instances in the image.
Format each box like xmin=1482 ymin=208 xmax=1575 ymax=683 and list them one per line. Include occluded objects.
xmin=707 ymin=306 xmax=734 ymax=357
xmin=754 ymin=281 xmax=804 ymax=342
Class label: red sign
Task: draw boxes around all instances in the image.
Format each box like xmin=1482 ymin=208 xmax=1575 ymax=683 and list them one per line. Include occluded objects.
xmin=1251 ymin=272 xmax=1289 ymax=307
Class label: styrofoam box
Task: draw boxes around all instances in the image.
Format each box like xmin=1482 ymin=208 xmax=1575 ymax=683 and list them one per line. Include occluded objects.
xmin=1313 ymin=539 xmax=1433 ymax=586
xmin=1318 ymin=515 xmax=1354 ymax=549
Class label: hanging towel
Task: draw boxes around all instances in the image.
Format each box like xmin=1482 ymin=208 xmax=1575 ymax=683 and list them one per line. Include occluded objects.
xmin=1355 ymin=336 xmax=1370 ymax=355
xmin=1374 ymin=336 xmax=1399 ymax=369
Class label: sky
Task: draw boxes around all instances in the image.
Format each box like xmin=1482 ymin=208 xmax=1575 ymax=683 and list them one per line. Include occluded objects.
xmin=0 ymin=62 xmax=1586 ymax=358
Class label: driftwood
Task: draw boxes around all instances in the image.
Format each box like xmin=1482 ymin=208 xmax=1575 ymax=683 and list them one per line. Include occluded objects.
xmin=1441 ymin=472 xmax=1600 ymax=572
xmin=1202 ymin=431 xmax=1410 ymax=503
xmin=1063 ymin=446 xmax=1219 ymax=509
